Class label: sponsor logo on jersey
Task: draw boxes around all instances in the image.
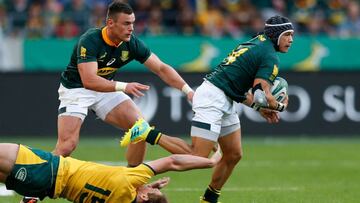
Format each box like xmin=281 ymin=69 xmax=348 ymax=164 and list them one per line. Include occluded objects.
xmin=120 ymin=51 xmax=129 ymax=61
xmin=106 ymin=58 xmax=116 ymax=66
xmin=259 ymin=34 xmax=266 ymax=41
xmin=223 ymin=47 xmax=248 ymax=65
xmin=80 ymin=46 xmax=87 ymax=59
xmin=15 ymin=167 xmax=27 ymax=182
xmin=97 ymin=67 xmax=117 ymax=76
xmin=270 ymin=64 xmax=279 ymax=81
xmin=98 ymin=52 xmax=107 ymax=62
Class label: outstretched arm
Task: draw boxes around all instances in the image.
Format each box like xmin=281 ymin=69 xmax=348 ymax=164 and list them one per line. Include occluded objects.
xmin=78 ymin=62 xmax=150 ymax=97
xmin=144 ymin=53 xmax=194 ymax=102
xmin=146 ymin=146 xmax=222 ymax=174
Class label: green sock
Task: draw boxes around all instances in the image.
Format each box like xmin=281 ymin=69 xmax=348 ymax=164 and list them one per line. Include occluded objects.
xmin=203 ymin=185 xmax=221 ymax=203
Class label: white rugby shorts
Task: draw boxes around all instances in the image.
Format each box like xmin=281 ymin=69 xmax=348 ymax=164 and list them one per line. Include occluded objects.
xmin=57 ymin=84 xmax=130 ymax=121
xmin=191 ymin=80 xmax=240 ymax=142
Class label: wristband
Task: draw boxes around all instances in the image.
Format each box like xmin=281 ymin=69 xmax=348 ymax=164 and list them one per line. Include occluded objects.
xmin=276 ymin=102 xmax=285 ymax=112
xmin=181 ymin=84 xmax=193 ymax=95
xmin=250 ymin=103 xmax=261 ymax=111
xmin=115 ymin=81 xmax=128 ymax=92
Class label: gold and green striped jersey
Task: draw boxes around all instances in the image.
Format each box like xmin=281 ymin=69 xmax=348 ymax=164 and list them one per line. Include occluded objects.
xmin=55 ymin=157 xmax=155 ymax=203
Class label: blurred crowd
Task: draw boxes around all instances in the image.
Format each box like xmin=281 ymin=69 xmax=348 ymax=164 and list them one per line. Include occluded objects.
xmin=0 ymin=0 xmax=359 ymax=39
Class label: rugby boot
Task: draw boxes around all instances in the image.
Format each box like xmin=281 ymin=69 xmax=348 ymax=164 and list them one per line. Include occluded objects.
xmin=120 ymin=118 xmax=152 ymax=147
xmin=20 ymin=197 xmax=40 ymax=203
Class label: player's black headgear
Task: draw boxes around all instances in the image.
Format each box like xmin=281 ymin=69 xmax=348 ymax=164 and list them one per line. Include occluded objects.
xmin=264 ymin=15 xmax=294 ymax=50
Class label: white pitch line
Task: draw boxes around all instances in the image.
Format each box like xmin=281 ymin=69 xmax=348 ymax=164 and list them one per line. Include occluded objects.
xmin=96 ymin=160 xmax=360 ymax=167
xmin=0 ymin=184 xmax=14 ymax=196
xmin=164 ymin=187 xmax=301 ymax=192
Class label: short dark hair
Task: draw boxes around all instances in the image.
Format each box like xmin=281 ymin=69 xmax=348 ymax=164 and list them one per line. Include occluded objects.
xmin=106 ymin=1 xmax=133 ymax=20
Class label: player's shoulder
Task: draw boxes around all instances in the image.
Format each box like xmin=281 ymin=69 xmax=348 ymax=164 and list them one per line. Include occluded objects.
xmin=250 ymin=35 xmax=275 ymax=51
xmin=79 ymin=27 xmax=102 ymax=42
xmin=127 ymin=34 xmax=149 ymax=51
xmin=239 ymin=35 xmax=276 ymax=60
xmin=252 ymin=35 xmax=278 ymax=60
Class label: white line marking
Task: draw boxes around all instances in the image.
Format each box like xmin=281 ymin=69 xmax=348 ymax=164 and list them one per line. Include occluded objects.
xmin=164 ymin=187 xmax=301 ymax=192
xmin=0 ymin=184 xmax=14 ymax=196
xmin=96 ymin=160 xmax=360 ymax=167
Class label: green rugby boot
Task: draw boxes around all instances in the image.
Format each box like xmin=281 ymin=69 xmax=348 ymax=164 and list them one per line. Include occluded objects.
xmin=120 ymin=118 xmax=152 ymax=147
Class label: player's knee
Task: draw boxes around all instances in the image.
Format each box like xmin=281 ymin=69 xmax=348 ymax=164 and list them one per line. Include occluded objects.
xmin=61 ymin=146 xmax=77 ymax=157
xmin=127 ymin=158 xmax=143 ymax=167
xmin=54 ymin=146 xmax=76 ymax=157
xmin=54 ymin=140 xmax=78 ymax=157
xmin=224 ymin=150 xmax=242 ymax=165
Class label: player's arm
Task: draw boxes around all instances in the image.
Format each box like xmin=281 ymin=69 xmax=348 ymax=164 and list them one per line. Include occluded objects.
xmin=146 ymin=146 xmax=222 ymax=175
xmin=143 ymin=53 xmax=194 ymax=101
xmin=243 ymin=78 xmax=287 ymax=112
xmin=242 ymin=79 xmax=281 ymax=123
xmin=253 ymin=78 xmax=278 ymax=109
xmin=78 ymin=62 xmax=149 ymax=97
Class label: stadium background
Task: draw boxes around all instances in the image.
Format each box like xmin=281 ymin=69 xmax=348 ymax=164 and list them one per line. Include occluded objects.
xmin=0 ymin=0 xmax=359 ymax=202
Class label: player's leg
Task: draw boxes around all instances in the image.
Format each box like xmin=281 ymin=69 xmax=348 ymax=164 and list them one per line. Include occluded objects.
xmin=192 ymin=127 xmax=223 ymax=203
xmin=94 ymin=90 xmax=145 ymax=166
xmin=157 ymin=134 xmax=193 ymax=154
xmin=53 ymin=84 xmax=91 ymax=156
xmin=209 ymin=129 xmax=242 ymax=188
xmin=120 ymin=117 xmax=193 ymax=154
xmin=6 ymin=145 xmax=61 ymax=203
xmin=104 ymin=99 xmax=146 ymax=166
xmin=190 ymin=136 xmax=217 ymax=157
xmin=0 ymin=144 xmax=42 ymax=203
xmin=200 ymin=110 xmax=241 ymax=203
xmin=0 ymin=143 xmax=18 ymax=183
xmin=54 ymin=115 xmax=83 ymax=156
xmin=0 ymin=144 xmax=40 ymax=203
xmin=120 ymin=118 xmax=194 ymax=154
xmin=190 ymin=80 xmax=225 ymax=159
xmin=193 ymin=81 xmax=241 ymax=203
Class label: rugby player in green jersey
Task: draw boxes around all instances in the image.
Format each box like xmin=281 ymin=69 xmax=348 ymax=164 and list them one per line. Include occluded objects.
xmin=121 ymin=15 xmax=294 ymax=203
xmin=0 ymin=143 xmax=221 ymax=203
xmin=54 ymin=2 xmax=194 ymax=166
xmin=22 ymin=2 xmax=193 ymax=202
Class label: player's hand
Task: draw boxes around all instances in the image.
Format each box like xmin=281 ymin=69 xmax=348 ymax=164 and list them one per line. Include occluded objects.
xmin=148 ymin=177 xmax=170 ymax=189
xmin=259 ymin=108 xmax=280 ymax=123
xmin=210 ymin=144 xmax=222 ymax=164
xmin=283 ymin=95 xmax=289 ymax=109
xmin=187 ymin=91 xmax=194 ymax=103
xmin=125 ymin=82 xmax=150 ymax=98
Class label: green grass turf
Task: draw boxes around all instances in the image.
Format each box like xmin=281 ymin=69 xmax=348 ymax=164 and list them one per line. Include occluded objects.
xmin=0 ymin=136 xmax=360 ymax=203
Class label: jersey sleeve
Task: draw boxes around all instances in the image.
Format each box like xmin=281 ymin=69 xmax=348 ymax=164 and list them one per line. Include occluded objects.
xmin=125 ymin=164 xmax=155 ymax=188
xmin=131 ymin=35 xmax=151 ymax=64
xmin=255 ymin=53 xmax=279 ymax=84
xmin=77 ymin=35 xmax=99 ymax=64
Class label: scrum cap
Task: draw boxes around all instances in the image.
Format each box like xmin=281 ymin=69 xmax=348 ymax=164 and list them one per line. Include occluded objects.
xmin=264 ymin=15 xmax=294 ymax=48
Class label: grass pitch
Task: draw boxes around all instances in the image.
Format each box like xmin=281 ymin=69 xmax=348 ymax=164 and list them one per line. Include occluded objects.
xmin=0 ymin=136 xmax=359 ymax=203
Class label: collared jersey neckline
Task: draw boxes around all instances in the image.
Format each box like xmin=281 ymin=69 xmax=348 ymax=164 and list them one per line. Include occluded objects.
xmin=101 ymin=26 xmax=123 ymax=47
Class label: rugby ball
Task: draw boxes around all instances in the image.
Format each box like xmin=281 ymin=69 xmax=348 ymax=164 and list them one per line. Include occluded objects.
xmin=271 ymin=77 xmax=288 ymax=103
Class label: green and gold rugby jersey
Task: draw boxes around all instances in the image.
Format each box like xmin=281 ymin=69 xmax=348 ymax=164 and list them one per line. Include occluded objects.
xmin=60 ymin=26 xmax=151 ymax=88
xmin=54 ymin=157 xmax=155 ymax=203
xmin=206 ymin=34 xmax=279 ymax=103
